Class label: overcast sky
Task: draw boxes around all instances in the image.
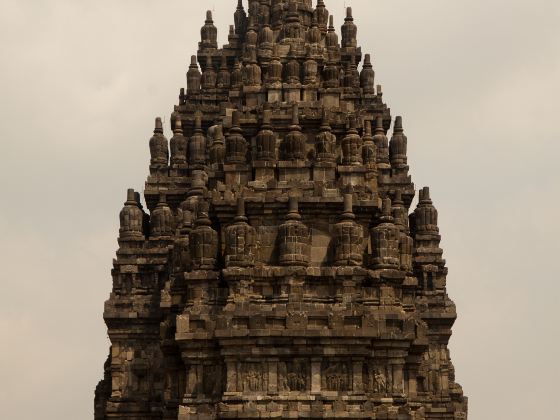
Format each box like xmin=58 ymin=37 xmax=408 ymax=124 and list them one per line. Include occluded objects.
xmin=1 ymin=1 xmax=559 ymax=419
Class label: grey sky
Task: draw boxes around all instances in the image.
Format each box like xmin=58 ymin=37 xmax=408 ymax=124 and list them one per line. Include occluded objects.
xmin=0 ymin=0 xmax=558 ymax=419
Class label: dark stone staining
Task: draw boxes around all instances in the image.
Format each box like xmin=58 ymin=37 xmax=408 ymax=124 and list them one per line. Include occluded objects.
xmin=97 ymin=3 xmax=467 ymax=420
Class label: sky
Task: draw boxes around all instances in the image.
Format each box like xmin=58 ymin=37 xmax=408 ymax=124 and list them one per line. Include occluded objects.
xmin=0 ymin=0 xmax=559 ymax=419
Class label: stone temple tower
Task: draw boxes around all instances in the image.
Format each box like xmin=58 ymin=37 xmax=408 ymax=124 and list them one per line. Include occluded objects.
xmin=95 ymin=1 xmax=468 ymax=419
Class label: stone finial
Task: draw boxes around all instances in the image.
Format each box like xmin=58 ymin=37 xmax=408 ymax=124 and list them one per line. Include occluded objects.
xmin=314 ymin=0 xmax=329 ymax=32
xmin=190 ymin=200 xmax=219 ymax=269
xmin=373 ymin=116 xmax=390 ymax=167
xmin=149 ymin=117 xmax=169 ymax=166
xmin=323 ymin=50 xmax=340 ymax=88
xmin=341 ymin=115 xmax=363 ymax=165
xmin=119 ymin=189 xmax=144 ymax=241
xmin=256 ymin=109 xmax=276 ymax=161
xmin=304 ymin=54 xmax=319 ymax=85
xmin=326 ymin=15 xmax=339 ymax=48
xmin=200 ymin=10 xmax=218 ymax=50
xmin=362 ymin=120 xmax=377 ymax=167
xmin=243 ymin=50 xmax=262 ymax=86
xmin=225 ymin=197 xmax=257 ymax=267
xmin=370 ymin=197 xmax=400 ymax=269
xmin=217 ymin=55 xmax=231 ymax=89
xmin=283 ymin=104 xmax=307 ymax=160
xmin=151 ymin=193 xmax=174 ymax=238
xmin=226 ymin=110 xmax=248 ymax=163
xmin=188 ymin=114 xmax=206 ymax=165
xmin=234 ymin=0 xmax=247 ymax=35
xmin=333 ymin=193 xmax=364 ymax=266
xmin=279 ymin=196 xmax=310 ymax=266
xmin=231 ymin=59 xmax=243 ymax=89
xmin=413 ymin=186 xmax=439 ymax=236
xmin=187 ymin=55 xmax=201 ymax=95
xmin=285 ymin=48 xmax=301 ymax=85
xmin=209 ymin=124 xmax=225 ymax=165
xmin=201 ymin=55 xmax=217 ymax=89
xmin=389 ymin=116 xmax=408 ymax=168
xmin=170 ymin=116 xmax=187 ymax=165
xmin=341 ymin=7 xmax=357 ymax=48
xmin=315 ymin=108 xmax=336 ymax=162
xmin=360 ymin=53 xmax=375 ymax=94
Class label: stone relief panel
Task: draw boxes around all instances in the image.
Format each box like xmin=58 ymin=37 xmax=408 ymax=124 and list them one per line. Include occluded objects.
xmin=322 ymin=361 xmax=352 ymax=391
xmin=278 ymin=359 xmax=309 ymax=392
xmin=239 ymin=362 xmax=268 ymax=393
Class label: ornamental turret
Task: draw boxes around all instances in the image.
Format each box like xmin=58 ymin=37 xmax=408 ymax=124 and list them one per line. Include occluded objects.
xmin=343 ymin=54 xmax=360 ymax=88
xmin=201 ymin=55 xmax=217 ymax=90
xmin=190 ymin=200 xmax=218 ymax=270
xmin=243 ymin=50 xmax=262 ymax=87
xmin=412 ymin=187 xmax=439 ymax=235
xmin=209 ymin=125 xmax=225 ymax=165
xmin=186 ymin=55 xmax=201 ymax=95
xmin=283 ymin=104 xmax=307 ymax=160
xmin=315 ymin=108 xmax=336 ymax=163
xmin=370 ymin=198 xmax=400 ymax=269
xmin=360 ymin=54 xmax=375 ymax=94
xmin=151 ymin=193 xmax=174 ymax=238
xmin=362 ymin=120 xmax=377 ymax=167
xmin=278 ymin=197 xmax=310 ymax=266
xmin=283 ymin=0 xmax=304 ymax=43
xmin=266 ymin=45 xmax=283 ymax=88
xmin=323 ymin=50 xmax=340 ymax=88
xmin=325 ymin=16 xmax=339 ymax=49
xmin=171 ymin=209 xmax=193 ymax=274
xmin=341 ymin=115 xmax=363 ymax=165
xmin=285 ymin=48 xmax=301 ymax=84
xmin=389 ymin=116 xmax=408 ymax=168
xmin=119 ymin=189 xmax=144 ymax=241
xmin=341 ymin=7 xmax=357 ymax=49
xmin=333 ymin=194 xmax=364 ymax=266
xmin=392 ymin=191 xmax=413 ymax=273
xmin=234 ymin=0 xmax=247 ymax=36
xmin=217 ymin=55 xmax=231 ymax=89
xmin=314 ymin=0 xmax=329 ymax=33
xmin=188 ymin=114 xmax=206 ymax=165
xmin=256 ymin=108 xmax=276 ymax=161
xmin=304 ymin=53 xmax=319 ymax=85
xmin=170 ymin=116 xmax=187 ymax=166
xmin=231 ymin=59 xmax=243 ymax=89
xmin=224 ymin=198 xmax=257 ymax=267
xmin=226 ymin=111 xmax=248 ymax=164
xmin=259 ymin=17 xmax=274 ymax=55
xmin=149 ymin=117 xmax=168 ymax=166
xmin=373 ymin=116 xmax=390 ymax=170
xmin=200 ymin=10 xmax=218 ymax=51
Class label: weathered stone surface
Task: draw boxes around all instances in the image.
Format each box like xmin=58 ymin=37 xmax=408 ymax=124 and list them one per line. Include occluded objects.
xmin=96 ymin=2 xmax=467 ymax=420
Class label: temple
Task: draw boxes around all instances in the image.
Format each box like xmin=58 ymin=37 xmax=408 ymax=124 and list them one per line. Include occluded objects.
xmin=95 ymin=1 xmax=468 ymax=419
